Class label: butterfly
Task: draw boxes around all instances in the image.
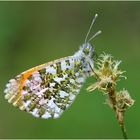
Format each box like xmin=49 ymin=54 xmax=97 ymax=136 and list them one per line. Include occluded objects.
xmin=4 ymin=14 xmax=101 ymax=119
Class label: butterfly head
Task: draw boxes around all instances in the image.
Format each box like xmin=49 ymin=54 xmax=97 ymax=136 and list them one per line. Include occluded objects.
xmin=81 ymin=43 xmax=94 ymax=59
xmin=74 ymin=43 xmax=95 ymax=70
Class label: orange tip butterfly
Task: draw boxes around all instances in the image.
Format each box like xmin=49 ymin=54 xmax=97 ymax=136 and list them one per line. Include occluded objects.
xmin=4 ymin=13 xmax=101 ymax=119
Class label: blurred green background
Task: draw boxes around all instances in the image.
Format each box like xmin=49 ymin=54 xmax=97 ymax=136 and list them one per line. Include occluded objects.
xmin=0 ymin=1 xmax=140 ymax=139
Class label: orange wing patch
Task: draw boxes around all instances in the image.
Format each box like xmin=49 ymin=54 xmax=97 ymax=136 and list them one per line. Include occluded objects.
xmin=4 ymin=63 xmax=47 ymax=110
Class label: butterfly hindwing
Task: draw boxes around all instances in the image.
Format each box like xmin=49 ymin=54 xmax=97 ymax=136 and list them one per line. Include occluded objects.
xmin=4 ymin=56 xmax=86 ymax=119
xmin=4 ymin=14 xmax=100 ymax=119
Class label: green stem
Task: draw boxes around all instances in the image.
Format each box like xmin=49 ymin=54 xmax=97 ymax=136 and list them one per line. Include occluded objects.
xmin=120 ymin=124 xmax=128 ymax=139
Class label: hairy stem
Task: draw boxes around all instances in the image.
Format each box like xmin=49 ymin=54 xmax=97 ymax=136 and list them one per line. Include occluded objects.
xmin=108 ymin=88 xmax=128 ymax=139
xmin=117 ymin=111 xmax=128 ymax=139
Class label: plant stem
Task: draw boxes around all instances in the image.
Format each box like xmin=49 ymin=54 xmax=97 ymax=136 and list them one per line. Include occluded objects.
xmin=108 ymin=88 xmax=128 ymax=139
xmin=117 ymin=111 xmax=128 ymax=139
xmin=120 ymin=123 xmax=128 ymax=139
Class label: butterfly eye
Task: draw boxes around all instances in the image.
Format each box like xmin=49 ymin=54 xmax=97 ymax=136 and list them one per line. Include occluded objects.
xmin=83 ymin=48 xmax=90 ymax=55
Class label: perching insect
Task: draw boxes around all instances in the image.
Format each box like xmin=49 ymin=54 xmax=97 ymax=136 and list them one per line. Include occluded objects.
xmin=4 ymin=14 xmax=101 ymax=119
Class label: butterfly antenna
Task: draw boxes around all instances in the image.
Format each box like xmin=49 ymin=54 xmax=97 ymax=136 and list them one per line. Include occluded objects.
xmin=84 ymin=13 xmax=98 ymax=43
xmin=88 ymin=30 xmax=102 ymax=42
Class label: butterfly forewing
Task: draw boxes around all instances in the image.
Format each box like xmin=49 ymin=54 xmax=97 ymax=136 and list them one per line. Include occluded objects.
xmin=4 ymin=56 xmax=86 ymax=119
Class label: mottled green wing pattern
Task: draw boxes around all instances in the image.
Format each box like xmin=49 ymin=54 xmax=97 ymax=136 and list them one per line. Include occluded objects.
xmin=4 ymin=57 xmax=86 ymax=119
xmin=4 ymin=43 xmax=94 ymax=119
